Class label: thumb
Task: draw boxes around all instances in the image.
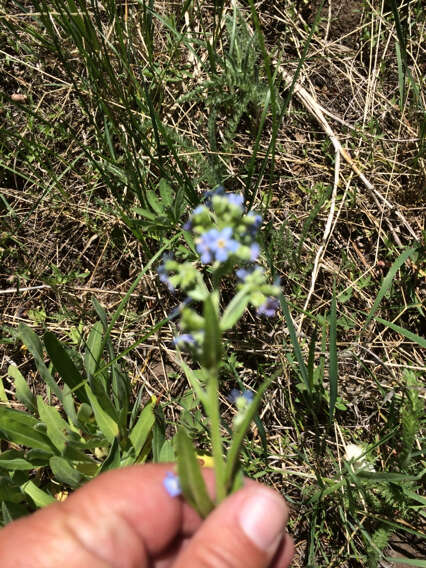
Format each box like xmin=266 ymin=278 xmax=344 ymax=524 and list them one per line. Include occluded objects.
xmin=174 ymin=484 xmax=294 ymax=568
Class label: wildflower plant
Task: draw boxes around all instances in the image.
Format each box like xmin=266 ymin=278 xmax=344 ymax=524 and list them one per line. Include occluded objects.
xmin=158 ymin=186 xmax=280 ymax=516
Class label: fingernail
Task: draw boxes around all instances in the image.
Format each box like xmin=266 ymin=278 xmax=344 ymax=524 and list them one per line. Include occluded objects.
xmin=238 ymin=490 xmax=287 ymax=553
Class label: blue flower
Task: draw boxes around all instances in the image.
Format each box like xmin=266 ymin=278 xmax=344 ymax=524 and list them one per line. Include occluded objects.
xmin=184 ymin=204 xmax=208 ymax=231
xmin=228 ymin=389 xmax=254 ymax=404
xmin=196 ymin=227 xmax=239 ymax=264
xmin=169 ymin=298 xmax=192 ymax=320
xmin=196 ymin=230 xmax=217 ymax=263
xmin=210 ymin=227 xmax=239 ymax=262
xmin=163 ymin=472 xmax=181 ymax=497
xmin=204 ymin=185 xmax=225 ymax=206
xmin=173 ymin=333 xmax=196 ymax=348
xmin=257 ymin=297 xmax=280 ymax=317
xmin=157 ymin=253 xmax=174 ymax=291
xmin=236 ymin=267 xmax=251 ymax=281
xmin=183 ymin=219 xmax=192 ymax=231
xmin=225 ymin=193 xmax=244 ymax=209
xmin=247 ymin=211 xmax=262 ymax=227
xmin=246 ymin=212 xmax=262 ymax=236
xmin=236 ymin=264 xmax=263 ymax=282
xmin=249 ymin=243 xmax=260 ymax=261
xmin=228 ymin=389 xmax=254 ymax=422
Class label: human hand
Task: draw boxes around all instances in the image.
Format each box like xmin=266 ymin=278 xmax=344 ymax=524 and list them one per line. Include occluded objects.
xmin=0 ymin=464 xmax=294 ymax=567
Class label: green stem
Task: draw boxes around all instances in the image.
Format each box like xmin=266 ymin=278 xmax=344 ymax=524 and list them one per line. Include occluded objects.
xmin=206 ymin=367 xmax=226 ymax=503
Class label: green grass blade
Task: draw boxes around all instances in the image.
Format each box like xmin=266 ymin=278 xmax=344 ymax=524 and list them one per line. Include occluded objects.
xmin=374 ymin=316 xmax=426 ymax=349
xmin=8 ymin=365 xmax=36 ymax=412
xmin=389 ymin=0 xmax=407 ymax=107
xmin=202 ymin=294 xmax=222 ymax=370
xmin=279 ymin=293 xmax=310 ymax=394
xmin=328 ymin=284 xmax=338 ymax=425
xmin=224 ymin=376 xmax=273 ymax=489
xmin=364 ymin=245 xmax=417 ymax=328
xmin=21 ymin=480 xmax=55 ymax=508
xmin=307 ymin=326 xmax=317 ymax=392
xmin=0 ymin=451 xmax=34 ymax=471
xmin=84 ymin=385 xmax=119 ymax=443
xmin=84 ymin=320 xmax=104 ymax=378
xmin=385 ymin=559 xmax=426 ymax=567
xmin=98 ymin=437 xmax=121 ymax=474
xmin=17 ymin=325 xmax=62 ymax=401
xmin=49 ymin=456 xmax=82 ymax=489
xmin=176 ymin=427 xmax=215 ymax=518
xmin=44 ymin=332 xmax=89 ymax=404
xmin=129 ymin=401 xmax=155 ymax=458
xmin=0 ymin=406 xmax=54 ymax=453
xmin=37 ymin=395 xmax=70 ymax=454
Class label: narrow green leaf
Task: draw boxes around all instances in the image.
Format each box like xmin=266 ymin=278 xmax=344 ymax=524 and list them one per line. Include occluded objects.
xmin=37 ymin=396 xmax=70 ymax=454
xmin=84 ymin=321 xmax=104 ymax=378
xmin=365 ymin=512 xmax=425 ymax=539
xmin=133 ymin=207 xmax=157 ymax=221
xmin=158 ymin=178 xmax=173 ymax=206
xmin=176 ymin=428 xmax=214 ymax=518
xmin=224 ymin=377 xmax=273 ymax=489
xmin=1 ymin=502 xmax=13 ymax=524
xmin=0 ymin=377 xmax=8 ymax=404
xmin=357 ymin=470 xmax=425 ymax=482
xmin=62 ymin=384 xmax=78 ymax=426
xmin=17 ymin=324 xmax=62 ymax=400
xmin=279 ymin=294 xmax=310 ymax=393
xmin=374 ymin=316 xmax=426 ymax=349
xmin=0 ymin=406 xmax=54 ymax=453
xmin=0 ymin=477 xmax=24 ymax=504
xmin=0 ymin=450 xmax=33 ymax=471
xmin=49 ymin=456 xmax=82 ymax=488
xmin=110 ymin=364 xmax=129 ymax=430
xmin=365 ymin=245 xmax=417 ymax=327
xmin=129 ymin=401 xmax=155 ymax=457
xmin=26 ymin=448 xmax=52 ymax=466
xmin=220 ymin=289 xmax=250 ymax=330
xmin=395 ymin=42 xmax=405 ymax=110
xmin=307 ymin=326 xmax=317 ymax=392
xmin=129 ymin=388 xmax=144 ymax=430
xmin=308 ymin=480 xmax=346 ymax=504
xmin=402 ymin=488 xmax=426 ymax=506
xmin=21 ymin=480 xmax=55 ymax=507
xmin=146 ymin=190 xmax=163 ymax=215
xmin=98 ymin=437 xmax=121 ymax=474
xmin=85 ymin=384 xmax=119 ymax=443
xmin=158 ymin=439 xmax=175 ymax=463
xmin=91 ymin=297 xmax=108 ymax=328
xmin=328 ymin=284 xmax=338 ymax=425
xmin=44 ymin=332 xmax=88 ymax=403
xmin=8 ymin=365 xmax=36 ymax=412
xmin=202 ymin=295 xmax=222 ymax=370
xmin=385 ymin=558 xmax=426 ymax=567
xmin=178 ymin=358 xmax=207 ymax=405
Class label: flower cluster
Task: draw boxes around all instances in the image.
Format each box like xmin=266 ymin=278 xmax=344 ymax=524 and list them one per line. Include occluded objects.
xmin=157 ymin=186 xmax=281 ymax=354
xmin=184 ymin=187 xmax=263 ymax=267
xmin=196 ymin=227 xmax=239 ymax=264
